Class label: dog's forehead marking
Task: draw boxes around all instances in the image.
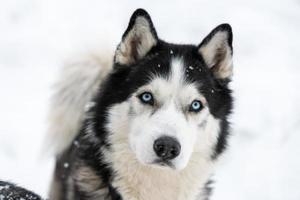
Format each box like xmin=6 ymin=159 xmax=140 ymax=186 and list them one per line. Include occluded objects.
xmin=170 ymin=57 xmax=185 ymax=88
xmin=136 ymin=57 xmax=207 ymax=106
xmin=141 ymin=57 xmax=207 ymax=105
xmin=168 ymin=57 xmax=202 ymax=99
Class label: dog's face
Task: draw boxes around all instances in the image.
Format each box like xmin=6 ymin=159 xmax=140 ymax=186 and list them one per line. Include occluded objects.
xmin=98 ymin=9 xmax=233 ymax=171
xmin=127 ymin=58 xmax=221 ymax=170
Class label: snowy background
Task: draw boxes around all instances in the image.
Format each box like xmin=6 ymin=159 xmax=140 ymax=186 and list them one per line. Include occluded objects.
xmin=0 ymin=0 xmax=300 ymax=199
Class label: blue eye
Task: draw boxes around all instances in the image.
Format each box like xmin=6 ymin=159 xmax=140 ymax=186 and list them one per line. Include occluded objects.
xmin=139 ymin=92 xmax=154 ymax=105
xmin=189 ymin=100 xmax=202 ymax=112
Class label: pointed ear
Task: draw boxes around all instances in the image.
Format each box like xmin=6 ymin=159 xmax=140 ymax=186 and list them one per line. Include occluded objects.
xmin=114 ymin=9 xmax=158 ymax=65
xmin=198 ymin=24 xmax=233 ymax=80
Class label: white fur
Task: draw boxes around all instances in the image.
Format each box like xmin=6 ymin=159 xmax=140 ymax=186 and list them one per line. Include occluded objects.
xmin=104 ymin=58 xmax=221 ymax=200
xmin=46 ymin=50 xmax=113 ymax=155
xmin=73 ymin=165 xmax=109 ymax=200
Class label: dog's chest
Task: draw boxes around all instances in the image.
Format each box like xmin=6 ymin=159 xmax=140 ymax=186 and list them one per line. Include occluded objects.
xmin=113 ymin=170 xmax=191 ymax=200
xmin=111 ymin=159 xmax=212 ymax=200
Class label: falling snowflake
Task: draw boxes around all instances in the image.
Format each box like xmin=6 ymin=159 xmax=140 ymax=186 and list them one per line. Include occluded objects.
xmin=64 ymin=162 xmax=69 ymax=168
xmin=73 ymin=140 xmax=80 ymax=147
xmin=188 ymin=66 xmax=194 ymax=70
xmin=84 ymin=101 xmax=96 ymax=112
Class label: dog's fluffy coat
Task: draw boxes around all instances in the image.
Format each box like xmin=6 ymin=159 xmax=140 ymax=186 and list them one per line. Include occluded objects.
xmin=47 ymin=9 xmax=234 ymax=200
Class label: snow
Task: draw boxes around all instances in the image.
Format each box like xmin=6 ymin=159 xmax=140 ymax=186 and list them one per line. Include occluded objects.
xmin=63 ymin=163 xmax=69 ymax=169
xmin=73 ymin=140 xmax=80 ymax=148
xmin=0 ymin=0 xmax=300 ymax=199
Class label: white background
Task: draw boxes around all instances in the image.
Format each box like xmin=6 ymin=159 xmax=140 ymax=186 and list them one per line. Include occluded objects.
xmin=0 ymin=0 xmax=300 ymax=199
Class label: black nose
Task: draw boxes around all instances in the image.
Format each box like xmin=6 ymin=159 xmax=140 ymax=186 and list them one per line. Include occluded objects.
xmin=153 ymin=136 xmax=181 ymax=160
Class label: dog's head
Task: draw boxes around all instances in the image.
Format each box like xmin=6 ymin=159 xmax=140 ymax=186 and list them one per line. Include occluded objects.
xmin=98 ymin=9 xmax=233 ymax=171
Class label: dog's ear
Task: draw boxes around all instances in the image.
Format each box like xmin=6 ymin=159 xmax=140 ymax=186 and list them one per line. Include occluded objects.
xmin=198 ymin=24 xmax=233 ymax=80
xmin=115 ymin=9 xmax=158 ymax=65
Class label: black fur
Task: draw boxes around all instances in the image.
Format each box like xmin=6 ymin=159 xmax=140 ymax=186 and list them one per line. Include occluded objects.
xmin=53 ymin=8 xmax=233 ymax=200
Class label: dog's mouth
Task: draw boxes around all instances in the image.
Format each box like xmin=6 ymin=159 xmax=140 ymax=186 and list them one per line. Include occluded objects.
xmin=152 ymin=159 xmax=175 ymax=169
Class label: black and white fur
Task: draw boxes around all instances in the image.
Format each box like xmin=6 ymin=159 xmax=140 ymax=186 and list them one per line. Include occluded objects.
xmin=47 ymin=9 xmax=234 ymax=200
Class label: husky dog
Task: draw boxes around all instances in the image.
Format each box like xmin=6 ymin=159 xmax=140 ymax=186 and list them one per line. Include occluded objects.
xmin=47 ymin=8 xmax=233 ymax=200
xmin=0 ymin=181 xmax=42 ymax=200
